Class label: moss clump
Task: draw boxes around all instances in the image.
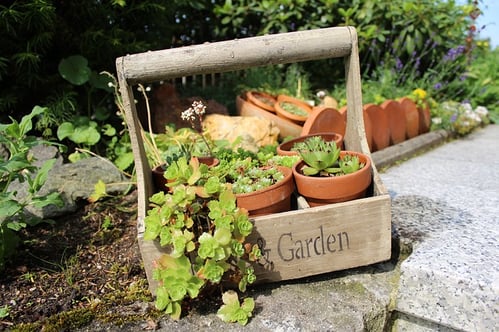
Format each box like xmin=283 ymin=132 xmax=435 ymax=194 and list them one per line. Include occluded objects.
xmin=11 ymin=308 xmax=95 ymax=332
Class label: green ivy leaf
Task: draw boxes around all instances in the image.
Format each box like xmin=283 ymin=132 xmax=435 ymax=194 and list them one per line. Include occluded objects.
xmin=113 ymin=152 xmax=134 ymax=171
xmin=143 ymin=213 xmax=161 ymax=241
xmin=198 ymin=233 xmax=218 ymax=259
xmin=88 ymin=179 xmax=107 ymax=203
xmin=199 ymin=259 xmax=226 ymax=283
xmin=217 ymin=291 xmax=254 ymax=325
xmin=0 ymin=199 xmax=22 ymax=220
xmin=89 ymin=71 xmax=114 ymax=92
xmin=58 ymin=55 xmax=91 ymax=85
xmin=70 ymin=126 xmax=100 ymax=145
xmin=101 ymin=123 xmax=116 ymax=136
xmin=159 ymin=227 xmax=172 ymax=246
xmin=57 ymin=122 xmax=75 ymax=141
xmin=155 ymin=286 xmax=171 ymax=311
xmin=214 ymin=228 xmax=232 ymax=246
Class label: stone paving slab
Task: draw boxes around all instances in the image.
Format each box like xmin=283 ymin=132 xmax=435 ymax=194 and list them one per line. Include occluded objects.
xmin=73 ymin=125 xmax=498 ymax=331
xmin=380 ymin=125 xmax=499 ymax=331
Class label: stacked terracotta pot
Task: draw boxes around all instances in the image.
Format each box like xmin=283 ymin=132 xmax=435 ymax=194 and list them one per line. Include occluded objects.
xmin=238 ymin=91 xmax=347 ymax=139
xmin=362 ymin=97 xmax=431 ymax=152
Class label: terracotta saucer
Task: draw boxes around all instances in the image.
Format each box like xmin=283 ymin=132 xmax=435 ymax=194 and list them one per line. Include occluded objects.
xmin=363 ymin=108 xmax=374 ymax=152
xmin=301 ymin=106 xmax=346 ymax=138
xmin=364 ymin=103 xmax=390 ymax=151
xmin=399 ymin=97 xmax=420 ymax=139
xmin=381 ymin=99 xmax=406 ymax=145
xmin=418 ymin=101 xmax=431 ymax=134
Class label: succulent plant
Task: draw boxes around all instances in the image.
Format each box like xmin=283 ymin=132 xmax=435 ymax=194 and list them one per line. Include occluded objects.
xmin=292 ymin=136 xmax=364 ymax=176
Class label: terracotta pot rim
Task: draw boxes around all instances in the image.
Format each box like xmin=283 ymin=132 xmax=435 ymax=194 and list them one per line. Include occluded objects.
xmin=292 ymin=151 xmax=371 ymax=181
xmin=235 ymin=166 xmax=294 ymax=199
xmin=275 ymin=99 xmax=313 ymax=124
xmin=277 ymin=132 xmax=343 ymax=156
xmin=277 ymin=94 xmax=312 ymax=108
xmin=245 ymin=91 xmax=277 ymax=112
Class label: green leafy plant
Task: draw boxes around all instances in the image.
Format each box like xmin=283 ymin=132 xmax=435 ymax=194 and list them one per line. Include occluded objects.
xmin=211 ymin=145 xmax=297 ymax=195
xmin=0 ymin=305 xmax=9 ymax=319
xmin=217 ymin=290 xmax=255 ymax=325
xmin=54 ymin=57 xmax=133 ymax=167
xmin=292 ymin=136 xmax=364 ymax=176
xmin=143 ymin=156 xmax=261 ymax=323
xmin=0 ymin=106 xmax=64 ymax=270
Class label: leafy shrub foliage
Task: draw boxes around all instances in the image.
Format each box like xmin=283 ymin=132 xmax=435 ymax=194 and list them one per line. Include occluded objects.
xmin=0 ymin=106 xmax=63 ymax=271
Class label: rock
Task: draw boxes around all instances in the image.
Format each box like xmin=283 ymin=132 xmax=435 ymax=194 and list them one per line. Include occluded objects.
xmin=7 ymin=143 xmax=130 ymax=220
xmin=26 ymin=157 xmax=129 ymax=219
xmin=203 ymin=114 xmax=280 ymax=152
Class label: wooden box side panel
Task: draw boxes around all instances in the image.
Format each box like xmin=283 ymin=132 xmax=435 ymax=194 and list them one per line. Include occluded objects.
xmin=249 ymin=194 xmax=391 ymax=282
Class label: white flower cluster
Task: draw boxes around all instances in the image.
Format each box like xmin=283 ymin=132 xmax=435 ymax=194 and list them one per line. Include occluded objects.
xmin=181 ymin=101 xmax=206 ymax=122
xmin=432 ymin=101 xmax=490 ymax=136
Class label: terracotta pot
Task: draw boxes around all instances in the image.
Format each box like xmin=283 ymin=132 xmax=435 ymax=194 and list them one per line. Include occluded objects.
xmin=245 ymin=91 xmax=277 ymax=113
xmin=274 ymin=95 xmax=313 ymax=125
xmin=236 ymin=166 xmax=295 ymax=216
xmin=338 ymin=105 xmax=347 ymax=123
xmin=302 ymin=106 xmax=346 ymax=138
xmin=338 ymin=105 xmax=372 ymax=150
xmin=418 ymin=100 xmax=431 ymax=134
xmin=363 ymin=103 xmax=390 ymax=152
xmin=292 ymin=151 xmax=372 ymax=207
xmin=152 ymin=156 xmax=219 ymax=193
xmin=381 ymin=99 xmax=406 ymax=145
xmin=399 ymin=97 xmax=420 ymax=139
xmin=277 ymin=94 xmax=313 ymax=109
xmin=362 ymin=108 xmax=374 ymax=152
xmin=277 ymin=133 xmax=343 ymax=156
xmin=236 ymin=95 xmax=302 ymax=139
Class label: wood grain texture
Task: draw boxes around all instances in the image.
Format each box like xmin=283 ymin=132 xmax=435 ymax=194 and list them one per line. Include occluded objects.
xmin=249 ymin=195 xmax=391 ymax=282
xmin=119 ymin=27 xmax=352 ymax=84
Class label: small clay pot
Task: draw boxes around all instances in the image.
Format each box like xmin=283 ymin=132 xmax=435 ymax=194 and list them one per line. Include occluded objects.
xmin=292 ymin=151 xmax=372 ymax=207
xmin=277 ymin=133 xmax=344 ymax=156
xmin=302 ymin=106 xmax=346 ymax=138
xmin=236 ymin=166 xmax=295 ymax=216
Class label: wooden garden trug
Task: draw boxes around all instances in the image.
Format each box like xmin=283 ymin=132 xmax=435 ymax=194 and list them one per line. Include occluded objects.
xmin=116 ymin=26 xmax=391 ymax=293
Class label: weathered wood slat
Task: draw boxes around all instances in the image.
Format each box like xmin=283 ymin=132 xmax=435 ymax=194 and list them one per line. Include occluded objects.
xmin=118 ymin=27 xmax=353 ymax=84
xmin=250 ymin=195 xmax=391 ymax=282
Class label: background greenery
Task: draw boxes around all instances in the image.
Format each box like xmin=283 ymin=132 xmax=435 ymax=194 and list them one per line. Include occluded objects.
xmin=0 ymin=0 xmax=497 ymax=284
xmin=0 ymin=0 xmax=496 ymax=142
